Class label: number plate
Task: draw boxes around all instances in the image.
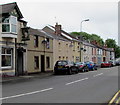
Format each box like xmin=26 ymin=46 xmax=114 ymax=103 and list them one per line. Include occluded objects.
xmin=58 ymin=66 xmax=63 ymax=68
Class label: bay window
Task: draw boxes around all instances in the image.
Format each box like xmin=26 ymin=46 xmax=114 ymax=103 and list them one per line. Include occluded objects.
xmin=2 ymin=15 xmax=17 ymax=33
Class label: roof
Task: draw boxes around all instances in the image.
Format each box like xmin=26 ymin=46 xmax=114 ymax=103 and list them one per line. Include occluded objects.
xmin=42 ymin=26 xmax=70 ymax=42
xmin=1 ymin=2 xmax=23 ymax=19
xmin=104 ymin=48 xmax=114 ymax=51
xmin=49 ymin=25 xmax=84 ymax=43
xmin=28 ymin=27 xmax=53 ymax=39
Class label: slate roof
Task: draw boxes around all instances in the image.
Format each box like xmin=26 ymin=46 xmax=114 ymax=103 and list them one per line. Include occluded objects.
xmin=42 ymin=26 xmax=70 ymax=42
xmin=28 ymin=27 xmax=53 ymax=39
xmin=1 ymin=2 xmax=23 ymax=19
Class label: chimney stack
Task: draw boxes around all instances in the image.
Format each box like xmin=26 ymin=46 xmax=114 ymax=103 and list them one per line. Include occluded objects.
xmin=55 ymin=23 xmax=62 ymax=35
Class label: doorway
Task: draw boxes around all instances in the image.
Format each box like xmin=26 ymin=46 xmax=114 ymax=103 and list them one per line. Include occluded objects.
xmin=17 ymin=49 xmax=24 ymax=76
xmin=41 ymin=55 xmax=45 ymax=72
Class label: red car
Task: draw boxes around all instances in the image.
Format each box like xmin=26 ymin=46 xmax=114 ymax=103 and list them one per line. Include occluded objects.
xmin=101 ymin=62 xmax=112 ymax=68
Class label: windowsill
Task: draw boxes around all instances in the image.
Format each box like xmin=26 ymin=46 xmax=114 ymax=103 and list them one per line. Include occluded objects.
xmin=34 ymin=68 xmax=39 ymax=70
xmin=1 ymin=66 xmax=12 ymax=70
xmin=34 ymin=46 xmax=39 ymax=48
xmin=2 ymin=32 xmax=17 ymax=35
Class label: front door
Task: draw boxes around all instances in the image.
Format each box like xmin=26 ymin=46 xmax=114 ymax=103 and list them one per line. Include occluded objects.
xmin=41 ymin=55 xmax=45 ymax=72
xmin=17 ymin=49 xmax=24 ymax=76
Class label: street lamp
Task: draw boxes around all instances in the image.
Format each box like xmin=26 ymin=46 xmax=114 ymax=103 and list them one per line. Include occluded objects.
xmin=80 ymin=19 xmax=89 ymax=62
xmin=80 ymin=19 xmax=89 ymax=32
xmin=42 ymin=38 xmax=48 ymax=72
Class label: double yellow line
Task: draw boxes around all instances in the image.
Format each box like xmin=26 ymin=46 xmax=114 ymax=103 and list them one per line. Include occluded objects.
xmin=108 ymin=90 xmax=120 ymax=105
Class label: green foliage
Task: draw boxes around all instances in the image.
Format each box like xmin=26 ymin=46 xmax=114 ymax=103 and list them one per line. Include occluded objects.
xmin=70 ymin=32 xmax=104 ymax=46
xmin=70 ymin=32 xmax=120 ymax=58
xmin=105 ymin=39 xmax=120 ymax=58
xmin=105 ymin=39 xmax=116 ymax=48
xmin=115 ymin=46 xmax=120 ymax=58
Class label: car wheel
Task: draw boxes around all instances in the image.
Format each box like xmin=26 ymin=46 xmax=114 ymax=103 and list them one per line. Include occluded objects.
xmin=82 ymin=69 xmax=85 ymax=72
xmin=92 ymin=67 xmax=95 ymax=71
xmin=54 ymin=71 xmax=58 ymax=75
xmin=76 ymin=68 xmax=79 ymax=74
xmin=84 ymin=66 xmax=88 ymax=72
xmin=68 ymin=68 xmax=72 ymax=75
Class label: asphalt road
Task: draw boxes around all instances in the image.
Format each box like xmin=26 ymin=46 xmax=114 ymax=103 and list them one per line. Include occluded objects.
xmin=2 ymin=66 xmax=119 ymax=104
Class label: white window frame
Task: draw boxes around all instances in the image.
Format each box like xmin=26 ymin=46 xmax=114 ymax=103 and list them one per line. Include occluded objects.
xmin=2 ymin=15 xmax=17 ymax=34
xmin=1 ymin=47 xmax=13 ymax=69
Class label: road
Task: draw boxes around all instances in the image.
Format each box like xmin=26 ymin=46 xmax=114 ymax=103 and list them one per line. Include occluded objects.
xmin=2 ymin=66 xmax=119 ymax=104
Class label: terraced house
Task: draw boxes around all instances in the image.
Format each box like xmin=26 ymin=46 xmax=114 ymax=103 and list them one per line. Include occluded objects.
xmin=0 ymin=2 xmax=29 ymax=76
xmin=26 ymin=28 xmax=53 ymax=73
xmin=0 ymin=2 xmax=115 ymax=77
xmin=43 ymin=23 xmax=83 ymax=65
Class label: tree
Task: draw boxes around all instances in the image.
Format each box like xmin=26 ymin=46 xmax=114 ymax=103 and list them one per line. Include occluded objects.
xmin=105 ymin=39 xmax=116 ymax=48
xmin=70 ymin=32 xmax=104 ymax=46
xmin=115 ymin=46 xmax=120 ymax=58
xmin=105 ymin=39 xmax=120 ymax=58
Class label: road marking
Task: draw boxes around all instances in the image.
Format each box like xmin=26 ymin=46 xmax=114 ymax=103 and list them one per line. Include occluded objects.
xmin=65 ymin=78 xmax=88 ymax=85
xmin=0 ymin=88 xmax=53 ymax=100
xmin=93 ymin=73 xmax=103 ymax=77
xmin=116 ymin=97 xmax=120 ymax=104
xmin=108 ymin=90 xmax=120 ymax=105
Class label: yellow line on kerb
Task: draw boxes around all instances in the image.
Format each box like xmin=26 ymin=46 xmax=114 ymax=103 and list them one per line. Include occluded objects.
xmin=108 ymin=90 xmax=120 ymax=105
xmin=116 ymin=97 xmax=120 ymax=104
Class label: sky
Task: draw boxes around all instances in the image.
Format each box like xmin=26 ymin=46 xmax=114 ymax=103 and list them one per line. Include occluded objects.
xmin=1 ymin=0 xmax=119 ymax=44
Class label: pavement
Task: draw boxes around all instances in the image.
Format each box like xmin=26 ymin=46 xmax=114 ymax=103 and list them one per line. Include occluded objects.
xmin=1 ymin=71 xmax=54 ymax=84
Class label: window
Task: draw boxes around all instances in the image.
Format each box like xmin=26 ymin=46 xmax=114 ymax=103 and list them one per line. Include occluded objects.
xmin=46 ymin=38 xmax=50 ymax=49
xmin=1 ymin=47 xmax=13 ymax=68
xmin=34 ymin=56 xmax=39 ymax=69
xmin=2 ymin=16 xmax=17 ymax=33
xmin=34 ymin=36 xmax=38 ymax=47
xmin=46 ymin=57 xmax=50 ymax=68
xmin=59 ymin=56 xmax=61 ymax=60
xmin=92 ymin=48 xmax=93 ymax=55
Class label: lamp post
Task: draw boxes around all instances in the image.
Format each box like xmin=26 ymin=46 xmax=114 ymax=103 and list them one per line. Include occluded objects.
xmin=80 ymin=19 xmax=89 ymax=62
xmin=42 ymin=38 xmax=48 ymax=72
xmin=80 ymin=19 xmax=89 ymax=32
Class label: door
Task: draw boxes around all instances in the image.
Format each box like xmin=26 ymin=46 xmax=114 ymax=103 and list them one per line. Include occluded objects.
xmin=17 ymin=49 xmax=24 ymax=76
xmin=41 ymin=55 xmax=45 ymax=72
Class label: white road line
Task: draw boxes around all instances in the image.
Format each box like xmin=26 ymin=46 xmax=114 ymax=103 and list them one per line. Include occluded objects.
xmin=0 ymin=88 xmax=53 ymax=100
xmin=93 ymin=73 xmax=103 ymax=77
xmin=65 ymin=78 xmax=88 ymax=85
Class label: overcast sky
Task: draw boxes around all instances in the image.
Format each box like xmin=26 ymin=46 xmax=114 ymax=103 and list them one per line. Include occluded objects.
xmin=1 ymin=0 xmax=119 ymax=44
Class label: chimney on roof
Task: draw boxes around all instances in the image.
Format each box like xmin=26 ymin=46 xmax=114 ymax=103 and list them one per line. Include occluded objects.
xmin=91 ymin=40 xmax=97 ymax=45
xmin=55 ymin=23 xmax=61 ymax=35
xmin=104 ymin=44 xmax=107 ymax=48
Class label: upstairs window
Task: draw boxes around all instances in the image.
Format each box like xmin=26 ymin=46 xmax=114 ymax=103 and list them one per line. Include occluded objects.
xmin=46 ymin=38 xmax=50 ymax=49
xmin=2 ymin=16 xmax=17 ymax=33
xmin=34 ymin=36 xmax=38 ymax=47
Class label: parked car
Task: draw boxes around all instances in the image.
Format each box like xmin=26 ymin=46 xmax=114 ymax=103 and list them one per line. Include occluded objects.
xmin=85 ymin=61 xmax=97 ymax=71
xmin=101 ymin=62 xmax=112 ymax=68
xmin=54 ymin=60 xmax=78 ymax=75
xmin=115 ymin=59 xmax=120 ymax=66
xmin=108 ymin=60 xmax=116 ymax=67
xmin=75 ymin=62 xmax=89 ymax=72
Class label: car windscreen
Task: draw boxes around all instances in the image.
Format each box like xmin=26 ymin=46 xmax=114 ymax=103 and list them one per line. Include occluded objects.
xmin=76 ymin=62 xmax=83 ymax=65
xmin=56 ymin=61 xmax=68 ymax=66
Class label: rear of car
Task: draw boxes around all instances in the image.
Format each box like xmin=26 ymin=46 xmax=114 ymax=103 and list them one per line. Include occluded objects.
xmin=101 ymin=62 xmax=111 ymax=68
xmin=115 ymin=60 xmax=120 ymax=66
xmin=109 ymin=60 xmax=116 ymax=67
xmin=75 ymin=62 xmax=88 ymax=72
xmin=85 ymin=61 xmax=97 ymax=71
xmin=54 ymin=60 xmax=78 ymax=75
